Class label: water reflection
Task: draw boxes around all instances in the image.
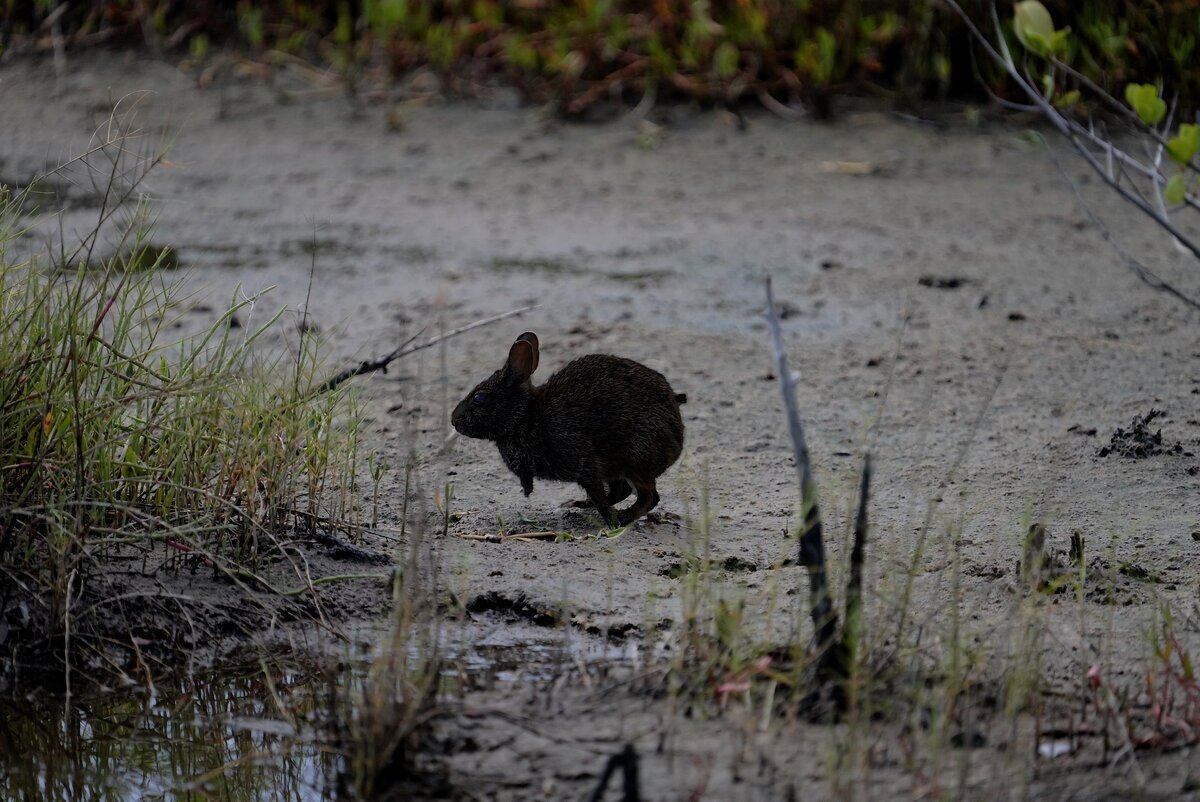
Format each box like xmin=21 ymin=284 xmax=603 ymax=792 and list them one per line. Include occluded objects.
xmin=1 ymin=669 xmax=330 ymax=802
xmin=0 ymin=622 xmax=635 ymax=801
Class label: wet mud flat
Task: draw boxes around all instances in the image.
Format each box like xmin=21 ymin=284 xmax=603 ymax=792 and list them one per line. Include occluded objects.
xmin=2 ymin=52 xmax=1200 ymax=799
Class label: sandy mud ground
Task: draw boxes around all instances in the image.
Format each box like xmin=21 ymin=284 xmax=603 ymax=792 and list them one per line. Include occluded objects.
xmin=2 ymin=53 xmax=1200 ymax=800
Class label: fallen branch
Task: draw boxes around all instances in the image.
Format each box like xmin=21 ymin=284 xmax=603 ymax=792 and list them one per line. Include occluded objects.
xmin=314 ymin=303 xmax=540 ymax=395
xmin=459 ymin=531 xmax=560 ymax=543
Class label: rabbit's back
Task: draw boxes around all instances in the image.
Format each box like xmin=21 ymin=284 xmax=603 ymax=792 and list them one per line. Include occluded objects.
xmin=532 ymin=354 xmax=684 ymax=480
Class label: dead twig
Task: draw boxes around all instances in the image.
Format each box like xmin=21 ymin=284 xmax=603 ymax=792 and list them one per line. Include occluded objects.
xmin=459 ymin=530 xmax=561 ymax=543
xmin=313 ymin=303 xmax=540 ymax=395
xmin=1044 ymin=142 xmax=1200 ymax=311
xmin=763 ymin=276 xmax=839 ymax=668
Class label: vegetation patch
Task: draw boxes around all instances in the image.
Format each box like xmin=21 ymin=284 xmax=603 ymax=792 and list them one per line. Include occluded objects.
xmin=0 ymin=133 xmax=365 ymax=683
xmin=4 ymin=2 xmax=1200 ymax=116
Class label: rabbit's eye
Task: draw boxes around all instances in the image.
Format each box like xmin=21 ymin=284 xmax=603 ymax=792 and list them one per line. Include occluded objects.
xmin=472 ymin=392 xmax=488 ymax=406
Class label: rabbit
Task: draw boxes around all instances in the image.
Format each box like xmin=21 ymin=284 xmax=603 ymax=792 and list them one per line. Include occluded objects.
xmin=451 ymin=331 xmax=686 ymax=528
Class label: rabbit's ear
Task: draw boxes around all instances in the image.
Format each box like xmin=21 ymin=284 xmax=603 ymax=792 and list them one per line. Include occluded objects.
xmin=507 ymin=332 xmax=539 ymax=378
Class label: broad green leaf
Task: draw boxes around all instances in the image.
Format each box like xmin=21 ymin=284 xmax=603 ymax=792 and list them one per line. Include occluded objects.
xmin=1014 ymin=1 xmax=1055 ymax=55
xmin=1124 ymin=83 xmax=1166 ymax=125
xmin=1165 ymin=174 xmax=1187 ymax=205
xmin=1166 ymin=123 xmax=1199 ymax=165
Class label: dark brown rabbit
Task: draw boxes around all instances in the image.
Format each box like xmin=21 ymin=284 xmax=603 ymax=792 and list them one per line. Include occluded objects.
xmin=451 ymin=332 xmax=685 ymax=528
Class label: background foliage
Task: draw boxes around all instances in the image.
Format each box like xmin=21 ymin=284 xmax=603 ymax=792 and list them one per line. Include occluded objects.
xmin=2 ymin=1 xmax=1199 ymax=115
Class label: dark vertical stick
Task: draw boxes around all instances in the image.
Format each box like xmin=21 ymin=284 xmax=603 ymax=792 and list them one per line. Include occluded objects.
xmin=586 ymin=744 xmax=642 ymax=802
xmin=764 ymin=276 xmax=837 ymax=653
xmin=843 ymin=453 xmax=871 ymax=657
xmin=620 ymin=744 xmax=640 ymax=802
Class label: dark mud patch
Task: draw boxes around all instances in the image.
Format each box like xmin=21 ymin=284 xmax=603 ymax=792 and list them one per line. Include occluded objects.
xmin=465 ymin=591 xmax=559 ymax=627
xmin=1098 ymin=408 xmax=1187 ymax=459
xmin=918 ymin=274 xmax=972 ymax=290
xmin=1 ymin=577 xmax=321 ymax=687
xmin=463 ymin=592 xmax=645 ymax=642
xmin=382 ymin=244 xmax=437 ymax=264
xmin=487 ymin=256 xmax=585 ymax=276
xmin=660 ymin=554 xmax=759 ymax=578
xmin=607 ymin=269 xmax=674 ymax=284
xmin=581 ymin=621 xmax=642 ymax=641
xmin=288 ymin=237 xmax=367 ymax=259
xmin=49 ymin=241 xmax=179 ymax=273
xmin=311 ymin=531 xmax=393 ymax=566
xmin=1 ymin=172 xmax=105 ymax=212
xmin=182 ymin=241 xmax=271 ymax=269
xmin=0 ymin=537 xmax=395 ymax=688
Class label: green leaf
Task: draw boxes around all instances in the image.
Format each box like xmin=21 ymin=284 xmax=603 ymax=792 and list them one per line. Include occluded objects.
xmin=714 ymin=41 xmax=739 ymax=79
xmin=1054 ymin=89 xmax=1081 ymax=108
xmin=1048 ymin=28 xmax=1071 ymax=56
xmin=1014 ymin=1 xmax=1055 ymax=55
xmin=238 ymin=7 xmax=264 ymax=48
xmin=933 ymin=53 xmax=951 ymax=82
xmin=1165 ymin=174 xmax=1187 ymax=205
xmin=1166 ymin=123 xmax=1199 ymax=165
xmin=190 ymin=33 xmax=209 ymax=60
xmin=1124 ymin=83 xmax=1166 ymax=125
xmin=815 ymin=27 xmax=836 ymax=84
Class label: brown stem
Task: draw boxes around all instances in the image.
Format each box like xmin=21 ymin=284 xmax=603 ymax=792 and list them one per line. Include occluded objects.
xmin=312 ymin=303 xmax=540 ymax=396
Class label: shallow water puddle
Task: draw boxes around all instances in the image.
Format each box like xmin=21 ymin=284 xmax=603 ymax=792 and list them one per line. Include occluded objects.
xmin=1 ymin=670 xmax=329 ymax=802
xmin=0 ymin=623 xmax=631 ymax=801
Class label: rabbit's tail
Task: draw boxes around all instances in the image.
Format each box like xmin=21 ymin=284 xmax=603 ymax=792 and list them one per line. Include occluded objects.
xmin=674 ymin=393 xmax=688 ymax=405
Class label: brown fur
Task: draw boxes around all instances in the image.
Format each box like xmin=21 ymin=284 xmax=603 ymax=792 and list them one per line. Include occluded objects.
xmin=451 ymin=332 xmax=685 ymax=527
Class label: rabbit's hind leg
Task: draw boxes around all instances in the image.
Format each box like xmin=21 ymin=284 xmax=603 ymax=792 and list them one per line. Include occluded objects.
xmin=617 ymin=481 xmax=659 ymax=526
xmin=579 ymin=478 xmax=619 ymax=528
xmin=606 ymin=479 xmax=633 ymax=504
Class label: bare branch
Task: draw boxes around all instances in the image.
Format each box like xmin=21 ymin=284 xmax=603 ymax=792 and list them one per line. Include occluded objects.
xmin=941 ymin=0 xmax=1200 ymax=264
xmin=314 ymin=303 xmax=540 ymax=396
xmin=1049 ymin=56 xmax=1200 ymax=176
xmin=1047 ymin=148 xmax=1200 ymax=311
